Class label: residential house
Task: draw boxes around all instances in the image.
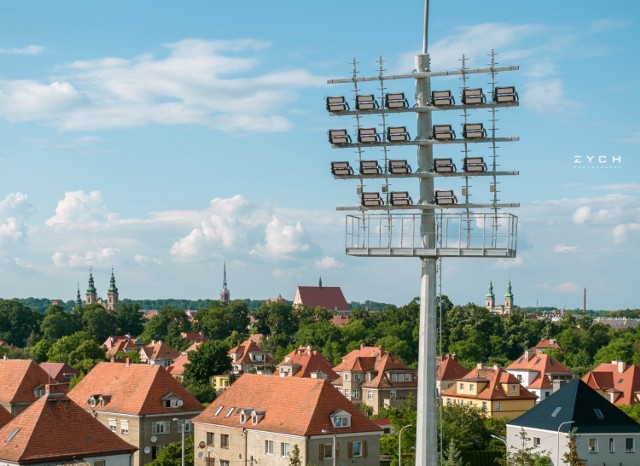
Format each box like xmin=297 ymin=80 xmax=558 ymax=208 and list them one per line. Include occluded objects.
xmin=228 ymin=338 xmax=274 ymax=374
xmin=506 ymin=350 xmax=573 ymax=403
xmin=441 ymin=363 xmax=537 ymax=420
xmin=39 ymin=361 xmax=79 ymax=387
xmin=0 ymin=359 xmax=51 ymax=415
xmin=276 ymin=346 xmax=338 ymax=381
xmin=168 ymin=341 xmax=206 ymax=381
xmin=0 ymin=384 xmax=136 ymax=466
xmin=531 ymin=338 xmax=562 ymax=354
xmin=332 ymin=345 xmax=417 ymax=414
xmin=68 ymin=361 xmax=204 ymax=466
xmin=436 ymin=354 xmax=469 ymax=393
xmin=293 ymin=278 xmax=349 ymax=313
xmin=181 ymin=332 xmax=209 ymax=344
xmin=582 ymin=360 xmax=640 ymax=405
xmin=139 ymin=340 xmax=179 ymax=367
xmin=101 ymin=334 xmax=145 ymax=360
xmin=192 ymin=374 xmax=382 ymax=466
xmin=507 ymin=379 xmax=640 ymax=465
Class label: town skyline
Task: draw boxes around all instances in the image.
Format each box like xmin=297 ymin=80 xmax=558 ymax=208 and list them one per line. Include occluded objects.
xmin=1 ymin=1 xmax=638 ymax=310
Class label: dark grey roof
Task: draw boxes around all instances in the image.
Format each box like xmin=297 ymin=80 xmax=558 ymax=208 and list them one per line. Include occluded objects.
xmin=508 ymin=379 xmax=640 ymax=434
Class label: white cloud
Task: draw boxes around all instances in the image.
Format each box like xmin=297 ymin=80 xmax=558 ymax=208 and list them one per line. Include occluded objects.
xmin=554 ymin=244 xmax=578 ymax=253
xmin=52 ymin=248 xmax=119 ymax=268
xmin=133 ymin=254 xmax=162 ymax=266
xmin=522 ymin=78 xmax=582 ymax=114
xmin=537 ymin=281 xmax=581 ymax=294
xmin=45 ymin=190 xmax=113 ymax=228
xmin=0 ymin=192 xmax=32 ymax=243
xmin=315 ymin=256 xmax=343 ymax=270
xmin=590 ymin=19 xmax=631 ymax=32
xmin=572 ymin=206 xmax=591 ymax=225
xmin=493 ymin=256 xmax=524 ymax=269
xmin=0 ymin=39 xmax=326 ymax=132
xmin=0 ymin=45 xmax=44 ymax=55
xmin=612 ymin=223 xmax=640 ymax=244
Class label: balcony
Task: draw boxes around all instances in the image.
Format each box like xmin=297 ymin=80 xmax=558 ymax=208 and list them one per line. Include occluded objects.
xmin=343 ymin=212 xmax=517 ymax=258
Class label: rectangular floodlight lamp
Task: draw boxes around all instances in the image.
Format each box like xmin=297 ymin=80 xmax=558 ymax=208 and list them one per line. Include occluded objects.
xmin=387 ymin=126 xmax=410 ymax=142
xmin=494 ymin=86 xmax=519 ymax=103
xmin=463 ymin=157 xmax=487 ymax=172
xmin=359 ymin=160 xmax=382 ymax=175
xmin=463 ymin=123 xmax=486 ymax=139
xmin=326 ymin=96 xmax=350 ymax=112
xmin=385 ymin=92 xmax=409 ymax=109
xmin=431 ymin=90 xmax=455 ymax=106
xmin=328 ymin=129 xmax=352 ymax=145
xmin=435 ymin=190 xmax=458 ymax=205
xmin=331 ymin=161 xmax=354 ymax=176
xmin=462 ymin=88 xmax=486 ymax=105
xmin=355 ymin=94 xmax=379 ymax=110
xmin=388 ymin=159 xmax=412 ymax=175
xmin=357 ymin=127 xmax=381 ymax=143
xmin=433 ymin=158 xmax=457 ymax=173
xmin=432 ymin=124 xmax=456 ymax=140
xmin=361 ymin=192 xmax=384 ymax=207
xmin=390 ymin=191 xmax=413 ymax=206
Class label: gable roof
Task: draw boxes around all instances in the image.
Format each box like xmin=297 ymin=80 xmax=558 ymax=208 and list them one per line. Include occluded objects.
xmin=39 ymin=362 xmax=79 ymax=384
xmin=509 ymin=379 xmax=640 ymax=433
xmin=167 ymin=353 xmax=190 ymax=377
xmin=334 ymin=345 xmax=410 ymax=373
xmin=294 ymin=286 xmax=349 ymax=312
xmin=140 ymin=341 xmax=179 ymax=361
xmin=436 ymin=355 xmax=469 ymax=381
xmin=0 ymin=386 xmax=136 ymax=463
xmin=0 ymin=359 xmax=51 ymax=405
xmin=532 ymin=338 xmax=562 ymax=352
xmin=229 ymin=339 xmax=273 ymax=366
xmin=442 ymin=365 xmax=537 ymax=401
xmin=193 ymin=374 xmax=381 ymax=437
xmin=0 ymin=406 xmax=12 ymax=429
xmin=582 ymin=361 xmax=640 ymax=405
xmin=68 ymin=362 xmax=203 ymax=416
xmin=276 ymin=346 xmax=339 ymax=380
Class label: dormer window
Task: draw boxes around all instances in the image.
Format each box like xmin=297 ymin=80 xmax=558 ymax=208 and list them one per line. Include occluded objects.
xmin=33 ymin=387 xmax=45 ymax=398
xmin=331 ymin=410 xmax=352 ymax=428
xmin=162 ymin=392 xmax=184 ymax=408
xmin=252 ymin=410 xmax=265 ymax=424
xmin=87 ymin=394 xmax=101 ymax=407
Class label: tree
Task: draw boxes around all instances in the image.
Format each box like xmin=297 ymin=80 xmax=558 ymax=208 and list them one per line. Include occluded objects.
xmin=47 ymin=331 xmax=105 ymax=374
xmin=82 ymin=304 xmax=118 ymax=343
xmin=0 ymin=299 xmax=42 ymax=347
xmin=41 ymin=309 xmax=80 ymax=342
xmin=183 ymin=340 xmax=232 ymax=385
xmin=147 ymin=435 xmax=194 ymax=466
xmin=116 ymin=302 xmax=145 ymax=336
xmin=142 ymin=306 xmax=192 ymax=346
xmin=442 ymin=438 xmax=469 ymax=466
xmin=30 ymin=339 xmax=52 ymax=363
xmin=561 ymin=429 xmax=586 ymax=466
xmin=501 ymin=429 xmax=550 ymax=466
xmin=288 ymin=444 xmax=302 ymax=466
xmin=440 ymin=404 xmax=489 ymax=451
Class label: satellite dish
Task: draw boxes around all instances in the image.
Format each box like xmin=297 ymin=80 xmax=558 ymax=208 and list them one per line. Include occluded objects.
xmin=150 ymin=436 xmax=157 ymax=443
xmin=144 ymin=447 xmax=151 ymax=454
xmin=177 ymin=399 xmax=184 ymax=407
xmin=198 ymin=452 xmax=204 ymax=459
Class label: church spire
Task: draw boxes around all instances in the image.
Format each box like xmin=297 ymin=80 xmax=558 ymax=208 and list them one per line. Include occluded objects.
xmin=220 ymin=262 xmax=230 ymax=305
xmin=76 ymin=283 xmax=83 ymax=310
xmin=86 ymin=267 xmax=97 ymax=305
xmin=504 ymin=280 xmax=514 ymax=313
xmin=106 ymin=267 xmax=119 ymax=311
xmin=319 ymin=276 xmax=323 ymax=288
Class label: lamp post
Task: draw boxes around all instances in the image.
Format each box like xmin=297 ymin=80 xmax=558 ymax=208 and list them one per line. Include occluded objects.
xmin=207 ymin=448 xmax=219 ymax=466
xmin=321 ymin=429 xmax=336 ymax=466
xmin=491 ymin=434 xmax=508 ymax=462
xmin=173 ymin=418 xmax=185 ymax=466
xmin=556 ymin=420 xmax=574 ymax=466
xmin=398 ymin=424 xmax=412 ymax=466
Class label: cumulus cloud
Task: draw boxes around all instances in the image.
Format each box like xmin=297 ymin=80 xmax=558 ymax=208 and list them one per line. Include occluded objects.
xmin=0 ymin=192 xmax=33 ymax=243
xmin=0 ymin=45 xmax=44 ymax=55
xmin=522 ymin=78 xmax=582 ymax=114
xmin=315 ymin=256 xmax=343 ymax=270
xmin=52 ymin=248 xmax=119 ymax=268
xmin=537 ymin=281 xmax=581 ymax=294
xmin=612 ymin=223 xmax=640 ymax=244
xmin=45 ymin=190 xmax=113 ymax=228
xmin=0 ymin=39 xmax=326 ymax=132
xmin=493 ymin=256 xmax=524 ymax=269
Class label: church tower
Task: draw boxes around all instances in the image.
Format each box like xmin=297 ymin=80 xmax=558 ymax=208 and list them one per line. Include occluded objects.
xmin=107 ymin=268 xmax=119 ymax=311
xmin=75 ymin=283 xmax=83 ymax=310
xmin=485 ymin=281 xmax=495 ymax=311
xmin=86 ymin=268 xmax=97 ymax=305
xmin=504 ymin=280 xmax=514 ymax=313
xmin=220 ymin=262 xmax=230 ymax=305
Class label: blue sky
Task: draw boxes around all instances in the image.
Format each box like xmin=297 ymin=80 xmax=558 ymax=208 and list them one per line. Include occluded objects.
xmin=1 ymin=0 xmax=638 ymax=310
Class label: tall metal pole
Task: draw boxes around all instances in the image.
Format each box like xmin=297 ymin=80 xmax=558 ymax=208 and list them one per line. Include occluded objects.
xmin=398 ymin=424 xmax=412 ymax=466
xmin=556 ymin=420 xmax=574 ymax=466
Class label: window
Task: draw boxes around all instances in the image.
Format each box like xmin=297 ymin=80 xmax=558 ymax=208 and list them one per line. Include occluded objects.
xmin=353 ymin=373 xmax=361 ymax=382
xmin=152 ymin=421 xmax=170 ymax=435
xmin=367 ymin=390 xmax=373 ymax=401
xmin=94 ymin=460 xmax=106 ymax=466
xmin=390 ymin=390 xmax=397 ymax=400
xmin=178 ymin=421 xmax=192 ymax=433
xmin=345 ymin=389 xmax=350 ymax=399
xmin=220 ymin=461 xmax=229 ymax=466
xmin=108 ymin=419 xmax=117 ymax=432
xmin=533 ymin=437 xmax=540 ymax=447
xmin=352 ymin=389 xmax=360 ymax=400
xmin=459 ymin=383 xmax=465 ymax=391
xmin=510 ymin=384 xmax=517 ymax=392
xmin=265 ymin=440 xmax=274 ymax=455
xmin=34 ymin=387 xmax=45 ymax=398
xmin=164 ymin=398 xmax=182 ymax=408
xmin=609 ymin=437 xmax=615 ymax=453
xmin=225 ymin=407 xmax=235 ymax=418
xmin=323 ymin=444 xmax=333 ymax=459
xmin=482 ymin=402 xmax=487 ymax=411
xmin=517 ymin=374 xmax=522 ymax=381
xmin=588 ymin=437 xmax=598 ymax=453
xmin=352 ymin=441 xmax=362 ymax=457
xmin=404 ymin=374 xmax=412 ymax=382
xmin=344 ymin=374 xmax=349 ymax=381
xmin=120 ymin=420 xmax=129 ymax=435
xmin=281 ymin=442 xmax=291 ymax=457
xmin=626 ymin=437 xmax=635 ymax=452
xmin=152 ymin=445 xmax=165 ymax=460
xmin=221 ymin=434 xmax=230 ymax=448
xmin=333 ymin=415 xmax=351 ymax=428
xmin=496 ymin=402 xmax=502 ymax=412
xmin=207 ymin=432 xmax=215 ymax=446
xmin=214 ymin=406 xmax=224 ymax=416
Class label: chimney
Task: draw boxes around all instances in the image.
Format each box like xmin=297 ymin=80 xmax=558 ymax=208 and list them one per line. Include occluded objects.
xmin=493 ymin=364 xmax=501 ymax=370
xmin=524 ymin=350 xmax=533 ymax=361
xmin=476 ymin=363 xmax=484 ymax=370
xmin=125 ymin=357 xmax=130 ymax=367
xmin=110 ymin=356 xmax=116 ymax=363
xmin=451 ymin=353 xmax=458 ymax=361
xmin=45 ymin=383 xmax=66 ymax=397
xmin=615 ymin=360 xmax=627 ymax=373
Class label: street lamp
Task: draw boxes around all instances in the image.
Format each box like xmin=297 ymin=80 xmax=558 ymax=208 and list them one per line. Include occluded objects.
xmin=398 ymin=424 xmax=412 ymax=466
xmin=490 ymin=434 xmax=507 ymax=448
xmin=321 ymin=429 xmax=336 ymax=466
xmin=173 ymin=418 xmax=185 ymax=466
xmin=207 ymin=448 xmax=219 ymax=466
xmin=556 ymin=421 xmax=574 ymax=466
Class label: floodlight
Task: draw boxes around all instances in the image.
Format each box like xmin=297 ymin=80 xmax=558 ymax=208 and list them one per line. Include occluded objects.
xmin=387 ymin=126 xmax=410 ymax=142
xmin=494 ymin=86 xmax=519 ymax=103
xmin=432 ymin=158 xmax=457 ymax=173
xmin=463 ymin=157 xmax=487 ymax=172
xmin=361 ymin=192 xmax=384 ymax=207
xmin=328 ymin=129 xmax=352 ymax=145
xmin=359 ymin=160 xmax=382 ymax=175
xmin=462 ymin=88 xmax=486 ymax=105
xmin=326 ymin=96 xmax=350 ymax=112
xmin=432 ymin=124 xmax=456 ymax=140
xmin=434 ymin=190 xmax=458 ymax=205
xmin=385 ymin=92 xmax=409 ymax=109
xmin=388 ymin=160 xmax=412 ymax=175
xmin=462 ymin=123 xmax=486 ymax=139
xmin=431 ymin=90 xmax=455 ymax=106
xmin=355 ymin=94 xmax=379 ymax=110
xmin=357 ymin=127 xmax=380 ymax=143
xmin=331 ymin=161 xmax=354 ymax=176
xmin=390 ymin=191 xmax=413 ymax=206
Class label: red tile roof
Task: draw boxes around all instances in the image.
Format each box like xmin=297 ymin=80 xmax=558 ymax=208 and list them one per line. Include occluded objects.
xmin=276 ymin=346 xmax=339 ymax=380
xmin=193 ymin=374 xmax=381 ymax=436
xmin=141 ymin=341 xmax=179 ymax=362
xmin=181 ymin=332 xmax=209 ymax=344
xmin=582 ymin=361 xmax=640 ymax=405
xmin=532 ymin=338 xmax=563 ymax=352
xmin=167 ymin=353 xmax=190 ymax=377
xmin=0 ymin=386 xmax=136 ymax=463
xmin=229 ymin=339 xmax=273 ymax=366
xmin=436 ymin=355 xmax=469 ymax=382
xmin=294 ymin=286 xmax=349 ymax=312
xmin=442 ymin=365 xmax=537 ymax=401
xmin=506 ymin=351 xmax=572 ymax=391
xmin=0 ymin=359 xmax=51 ymax=405
xmin=0 ymin=406 xmax=12 ymax=429
xmin=68 ymin=362 xmax=204 ymax=415
xmin=39 ymin=362 xmax=79 ymax=384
